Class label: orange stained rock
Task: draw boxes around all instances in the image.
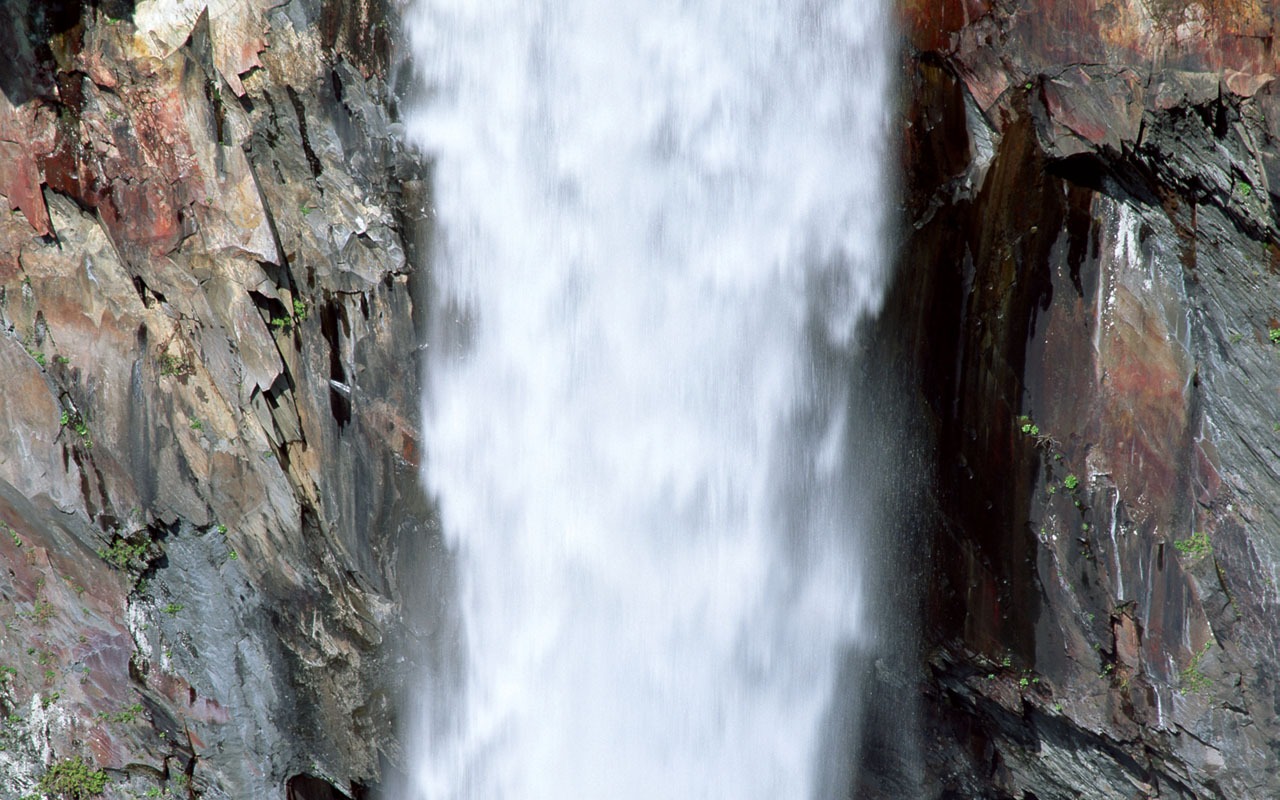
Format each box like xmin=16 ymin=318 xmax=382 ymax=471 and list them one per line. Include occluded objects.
xmin=902 ymin=0 xmax=1280 ymax=83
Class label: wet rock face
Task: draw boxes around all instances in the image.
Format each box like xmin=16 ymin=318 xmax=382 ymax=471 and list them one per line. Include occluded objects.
xmin=896 ymin=2 xmax=1280 ymax=797
xmin=0 ymin=1 xmax=429 ymax=798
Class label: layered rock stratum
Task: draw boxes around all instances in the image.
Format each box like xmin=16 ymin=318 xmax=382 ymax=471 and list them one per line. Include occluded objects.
xmin=889 ymin=0 xmax=1280 ymax=796
xmin=0 ymin=1 xmax=428 ymax=797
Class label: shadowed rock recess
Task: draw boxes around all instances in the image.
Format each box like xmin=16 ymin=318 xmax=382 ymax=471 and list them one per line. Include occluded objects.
xmin=0 ymin=0 xmax=428 ymax=797
xmin=885 ymin=0 xmax=1280 ymax=797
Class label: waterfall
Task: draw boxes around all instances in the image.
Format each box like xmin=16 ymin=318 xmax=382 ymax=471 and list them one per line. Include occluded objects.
xmin=405 ymin=1 xmax=893 ymax=797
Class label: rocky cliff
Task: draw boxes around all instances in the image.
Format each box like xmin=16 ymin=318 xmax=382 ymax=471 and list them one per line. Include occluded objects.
xmin=7 ymin=1 xmax=1280 ymax=799
xmin=892 ymin=0 xmax=1280 ymax=797
xmin=0 ymin=1 xmax=429 ymax=798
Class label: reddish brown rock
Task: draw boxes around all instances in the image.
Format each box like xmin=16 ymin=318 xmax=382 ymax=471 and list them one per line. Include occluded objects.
xmin=0 ymin=1 xmax=423 ymax=798
xmin=887 ymin=0 xmax=1280 ymax=794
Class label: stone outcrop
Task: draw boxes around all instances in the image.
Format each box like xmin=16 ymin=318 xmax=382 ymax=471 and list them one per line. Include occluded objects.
xmin=890 ymin=0 xmax=1280 ymax=796
xmin=0 ymin=1 xmax=427 ymax=797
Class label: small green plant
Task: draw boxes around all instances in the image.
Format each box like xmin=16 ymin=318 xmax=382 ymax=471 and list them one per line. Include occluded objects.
xmin=97 ymin=538 xmax=148 ymax=570
xmin=1229 ymin=331 xmax=1244 ymax=344
xmin=61 ymin=410 xmax=92 ymax=447
xmin=1270 ymin=328 xmax=1280 ymax=345
xmin=293 ymin=298 xmax=308 ymax=321
xmin=1063 ymin=474 xmax=1080 ymax=491
xmin=54 ymin=355 xmax=70 ymax=365
xmin=1180 ymin=642 xmax=1213 ymax=693
xmin=37 ymin=755 xmax=108 ymax=798
xmin=162 ymin=603 xmax=183 ymax=615
xmin=216 ymin=524 xmax=227 ymax=534
xmin=1174 ymin=531 xmax=1212 ymax=560
xmin=32 ymin=599 xmax=55 ymax=625
xmin=1018 ymin=415 xmax=1040 ymax=437
xmin=158 ymin=354 xmax=194 ymax=378
xmin=97 ymin=703 xmax=144 ymax=724
xmin=227 ymin=549 xmax=238 ymax=560
xmin=300 ymin=203 xmax=314 ymax=217
xmin=189 ymin=419 xmax=203 ymax=431
xmin=271 ymin=316 xmax=292 ymax=333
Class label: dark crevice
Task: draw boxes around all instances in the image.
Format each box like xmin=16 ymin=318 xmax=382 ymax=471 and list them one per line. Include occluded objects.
xmin=1044 ymin=148 xmax=1162 ymax=209
xmin=287 ymin=86 xmax=324 ymax=178
xmin=249 ymin=290 xmax=292 ymax=332
xmin=132 ymin=276 xmax=151 ymax=308
xmin=260 ymin=90 xmax=281 ymax=149
xmin=259 ymin=260 xmax=295 ymax=297
xmin=331 ymin=68 xmax=345 ymax=104
xmin=286 ymin=774 xmax=352 ymax=800
xmin=205 ymin=74 xmax=226 ymax=146
xmin=43 ymin=183 xmax=100 ymax=219
xmin=132 ymin=276 xmax=166 ymax=308
xmin=265 ymin=369 xmax=297 ymax=409
xmin=72 ymin=446 xmax=97 ymax=521
xmin=1045 ymin=153 xmax=1109 ymax=194
xmin=0 ymin=0 xmax=135 ymax=105
xmin=320 ymin=296 xmax=352 ymax=428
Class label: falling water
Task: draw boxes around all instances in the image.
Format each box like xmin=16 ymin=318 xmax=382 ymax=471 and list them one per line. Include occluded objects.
xmin=405 ymin=1 xmax=893 ymax=797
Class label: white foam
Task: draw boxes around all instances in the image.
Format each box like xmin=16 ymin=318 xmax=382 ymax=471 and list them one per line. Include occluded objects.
xmin=407 ymin=1 xmax=892 ymax=797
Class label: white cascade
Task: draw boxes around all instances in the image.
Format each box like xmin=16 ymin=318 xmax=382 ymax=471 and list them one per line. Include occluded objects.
xmin=406 ymin=1 xmax=893 ymax=797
